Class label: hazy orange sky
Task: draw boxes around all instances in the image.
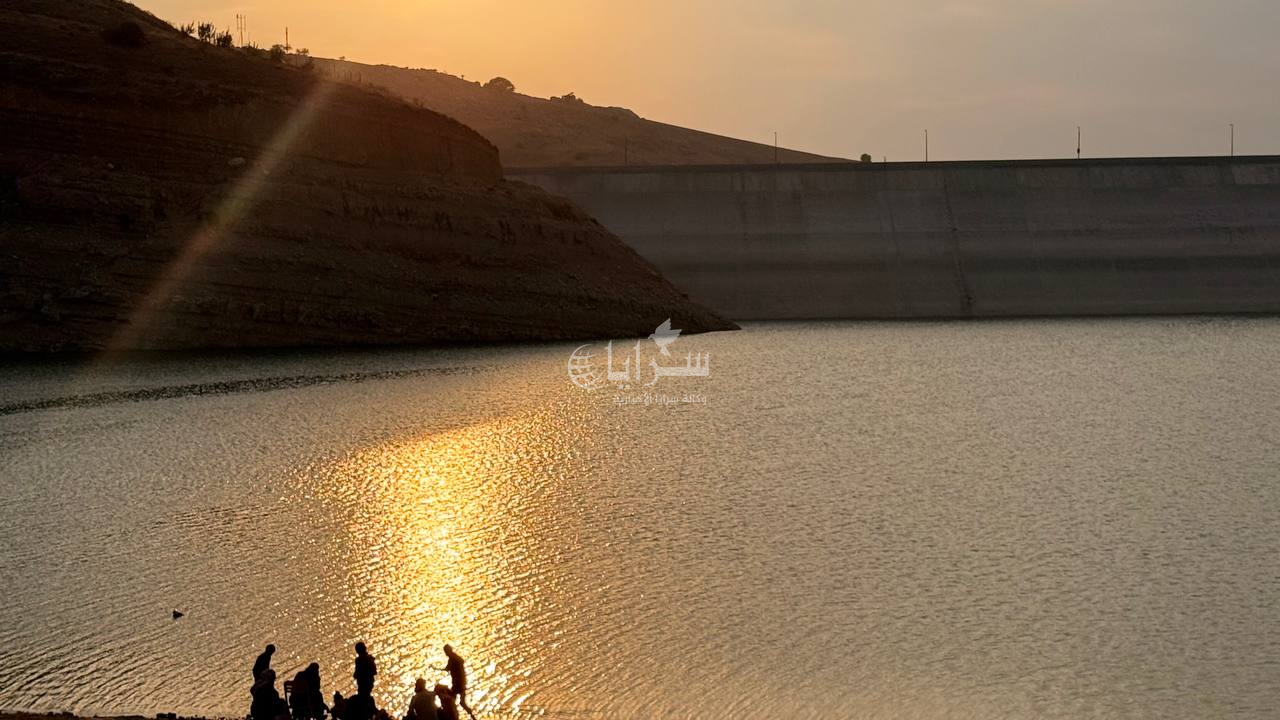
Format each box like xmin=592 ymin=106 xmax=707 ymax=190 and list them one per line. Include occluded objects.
xmin=141 ymin=0 xmax=1279 ymax=161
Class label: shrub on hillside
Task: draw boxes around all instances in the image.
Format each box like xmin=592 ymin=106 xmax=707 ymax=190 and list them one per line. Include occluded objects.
xmin=484 ymin=76 xmax=515 ymax=92
xmin=102 ymin=21 xmax=147 ymax=48
xmin=269 ymin=44 xmax=287 ymax=63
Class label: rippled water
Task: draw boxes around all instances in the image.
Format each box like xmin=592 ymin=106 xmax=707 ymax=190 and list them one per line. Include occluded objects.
xmin=2 ymin=319 xmax=1280 ymax=719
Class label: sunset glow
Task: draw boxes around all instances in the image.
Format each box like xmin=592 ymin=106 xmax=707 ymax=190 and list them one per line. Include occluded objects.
xmin=139 ymin=0 xmax=1280 ymax=160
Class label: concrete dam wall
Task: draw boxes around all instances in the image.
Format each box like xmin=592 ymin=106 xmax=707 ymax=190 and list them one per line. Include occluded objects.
xmin=511 ymin=156 xmax=1280 ymax=320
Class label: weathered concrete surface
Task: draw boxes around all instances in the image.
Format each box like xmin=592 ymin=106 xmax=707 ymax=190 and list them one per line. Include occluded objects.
xmin=512 ymin=157 xmax=1280 ymax=319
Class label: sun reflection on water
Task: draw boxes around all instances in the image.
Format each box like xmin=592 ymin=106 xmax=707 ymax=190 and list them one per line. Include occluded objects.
xmin=307 ymin=404 xmax=593 ymax=717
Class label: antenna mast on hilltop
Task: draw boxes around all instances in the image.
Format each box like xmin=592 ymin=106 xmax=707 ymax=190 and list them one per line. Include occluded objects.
xmin=235 ymin=14 xmax=246 ymax=46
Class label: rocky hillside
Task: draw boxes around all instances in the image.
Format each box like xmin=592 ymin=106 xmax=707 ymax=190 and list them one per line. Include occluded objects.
xmin=306 ymin=57 xmax=848 ymax=167
xmin=0 ymin=0 xmax=735 ymax=353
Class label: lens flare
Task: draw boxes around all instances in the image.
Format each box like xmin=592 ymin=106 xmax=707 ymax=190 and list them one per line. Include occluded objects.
xmin=102 ymin=79 xmax=339 ymax=356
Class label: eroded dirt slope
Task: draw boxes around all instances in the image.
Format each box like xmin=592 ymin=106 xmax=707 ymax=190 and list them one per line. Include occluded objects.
xmin=0 ymin=0 xmax=735 ymax=352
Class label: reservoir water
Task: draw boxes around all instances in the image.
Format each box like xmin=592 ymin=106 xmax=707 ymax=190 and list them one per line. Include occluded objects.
xmin=2 ymin=319 xmax=1279 ymax=719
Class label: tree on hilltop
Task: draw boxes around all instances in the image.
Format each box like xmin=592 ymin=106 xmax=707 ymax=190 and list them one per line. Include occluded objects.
xmin=484 ymin=76 xmax=516 ymax=92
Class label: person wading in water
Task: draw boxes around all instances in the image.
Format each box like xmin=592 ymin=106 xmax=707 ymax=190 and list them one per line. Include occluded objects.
xmin=433 ymin=645 xmax=475 ymax=720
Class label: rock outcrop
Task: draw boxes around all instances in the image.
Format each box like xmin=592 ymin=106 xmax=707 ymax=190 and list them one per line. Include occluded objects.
xmin=0 ymin=0 xmax=736 ymax=353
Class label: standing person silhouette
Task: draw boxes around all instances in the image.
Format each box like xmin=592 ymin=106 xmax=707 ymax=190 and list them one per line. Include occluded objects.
xmin=353 ymin=642 xmax=378 ymax=697
xmin=433 ymin=645 xmax=474 ymax=720
xmin=253 ymin=644 xmax=276 ymax=681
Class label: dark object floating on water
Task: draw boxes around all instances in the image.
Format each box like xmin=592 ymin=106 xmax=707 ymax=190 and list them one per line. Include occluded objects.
xmin=172 ymin=609 xmax=184 ymax=619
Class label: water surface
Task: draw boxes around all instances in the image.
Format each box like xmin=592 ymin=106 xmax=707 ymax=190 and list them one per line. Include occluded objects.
xmin=2 ymin=319 xmax=1279 ymax=719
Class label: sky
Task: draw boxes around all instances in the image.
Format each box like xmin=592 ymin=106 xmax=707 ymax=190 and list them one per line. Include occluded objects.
xmin=140 ymin=0 xmax=1280 ymax=161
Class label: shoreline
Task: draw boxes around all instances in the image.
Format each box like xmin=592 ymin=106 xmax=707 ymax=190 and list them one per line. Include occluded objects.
xmin=2 ymin=707 xmax=231 ymax=712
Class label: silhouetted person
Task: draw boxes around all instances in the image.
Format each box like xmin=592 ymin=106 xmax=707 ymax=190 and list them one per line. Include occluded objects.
xmin=433 ymin=685 xmax=458 ymax=720
xmin=404 ymin=679 xmax=436 ymax=720
xmin=251 ymin=669 xmax=290 ymax=720
xmin=345 ymin=691 xmax=377 ymax=720
xmin=354 ymin=642 xmax=378 ymax=696
xmin=309 ymin=664 xmax=328 ymax=718
xmin=331 ymin=692 xmax=348 ymax=720
xmin=254 ymin=644 xmax=276 ymax=680
xmin=290 ymin=662 xmax=326 ymax=720
xmin=436 ymin=645 xmax=474 ymax=720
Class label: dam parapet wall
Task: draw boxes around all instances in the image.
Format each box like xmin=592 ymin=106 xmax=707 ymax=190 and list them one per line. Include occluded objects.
xmin=512 ymin=156 xmax=1280 ymax=319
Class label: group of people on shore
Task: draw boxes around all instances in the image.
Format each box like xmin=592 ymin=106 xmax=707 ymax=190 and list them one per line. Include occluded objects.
xmin=249 ymin=642 xmax=475 ymax=720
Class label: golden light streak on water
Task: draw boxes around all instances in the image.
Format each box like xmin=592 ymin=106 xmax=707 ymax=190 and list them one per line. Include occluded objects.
xmin=308 ymin=405 xmax=594 ymax=717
